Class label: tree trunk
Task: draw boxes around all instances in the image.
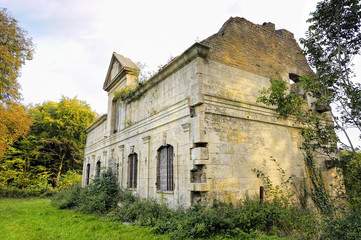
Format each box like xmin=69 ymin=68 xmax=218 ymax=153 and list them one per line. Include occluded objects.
xmin=54 ymin=154 xmax=65 ymax=188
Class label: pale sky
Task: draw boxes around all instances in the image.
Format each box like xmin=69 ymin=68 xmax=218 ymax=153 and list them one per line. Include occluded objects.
xmin=1 ymin=0 xmax=360 ymax=146
xmin=1 ymin=0 xmax=322 ymax=114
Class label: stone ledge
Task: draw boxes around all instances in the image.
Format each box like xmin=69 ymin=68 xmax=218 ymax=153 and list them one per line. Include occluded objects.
xmin=189 ymin=183 xmax=210 ymax=191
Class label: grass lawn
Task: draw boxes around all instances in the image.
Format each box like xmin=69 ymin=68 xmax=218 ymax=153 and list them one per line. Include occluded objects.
xmin=0 ymin=198 xmax=169 ymax=240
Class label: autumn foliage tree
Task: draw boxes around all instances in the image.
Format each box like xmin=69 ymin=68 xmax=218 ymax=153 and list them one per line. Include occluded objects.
xmin=0 ymin=8 xmax=35 ymax=156
xmin=31 ymin=97 xmax=98 ymax=188
xmin=1 ymin=97 xmax=97 ymax=189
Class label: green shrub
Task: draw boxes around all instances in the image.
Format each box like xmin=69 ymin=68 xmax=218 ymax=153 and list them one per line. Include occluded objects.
xmin=76 ymin=169 xmax=120 ymax=214
xmin=153 ymin=203 xmax=242 ymax=239
xmin=51 ymin=169 xmax=320 ymax=239
xmin=58 ymin=170 xmax=82 ymax=190
xmin=152 ymin=199 xmax=319 ymax=240
xmin=0 ymin=186 xmax=52 ymax=198
xmin=51 ymin=169 xmax=120 ymax=214
xmin=118 ymin=188 xmax=137 ymax=204
xmin=108 ymin=197 xmax=172 ymax=227
xmin=322 ymin=211 xmax=361 ymax=240
xmin=51 ymin=184 xmax=81 ymax=209
xmin=237 ymin=199 xmax=319 ymax=239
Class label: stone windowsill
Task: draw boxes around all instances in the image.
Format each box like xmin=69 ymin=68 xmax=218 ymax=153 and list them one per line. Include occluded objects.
xmin=156 ymin=190 xmax=174 ymax=195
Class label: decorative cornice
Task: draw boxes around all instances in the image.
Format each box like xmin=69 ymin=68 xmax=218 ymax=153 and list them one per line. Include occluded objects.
xmin=86 ymin=114 xmax=107 ymax=133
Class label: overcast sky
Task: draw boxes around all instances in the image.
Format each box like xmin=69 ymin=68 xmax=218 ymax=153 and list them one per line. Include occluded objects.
xmin=1 ymin=0 xmax=361 ymax=147
xmin=1 ymin=0 xmax=325 ymax=114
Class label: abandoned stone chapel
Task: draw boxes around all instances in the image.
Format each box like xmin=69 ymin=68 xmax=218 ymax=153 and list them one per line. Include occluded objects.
xmin=82 ymin=17 xmax=334 ymax=207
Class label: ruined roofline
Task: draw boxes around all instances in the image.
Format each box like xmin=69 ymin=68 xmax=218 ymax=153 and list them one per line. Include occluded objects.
xmin=200 ymin=17 xmax=314 ymax=79
xmin=216 ymin=17 xmax=295 ymax=38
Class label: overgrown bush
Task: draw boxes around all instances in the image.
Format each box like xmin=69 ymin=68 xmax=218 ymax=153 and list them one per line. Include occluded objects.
xmin=151 ymin=199 xmax=319 ymax=240
xmin=51 ymin=184 xmax=81 ymax=209
xmin=0 ymin=186 xmax=53 ymax=198
xmin=108 ymin=197 xmax=172 ymax=227
xmin=51 ymin=169 xmax=120 ymax=214
xmin=52 ymin=169 xmax=320 ymax=239
xmin=237 ymin=199 xmax=319 ymax=239
xmin=153 ymin=202 xmax=242 ymax=239
xmin=76 ymin=169 xmax=119 ymax=214
xmin=322 ymin=211 xmax=361 ymax=240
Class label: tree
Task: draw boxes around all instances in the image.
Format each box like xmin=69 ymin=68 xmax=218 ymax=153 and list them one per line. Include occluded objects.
xmin=258 ymin=0 xmax=361 ymax=212
xmin=300 ymin=0 xmax=361 ymax=210
xmin=31 ymin=96 xmax=98 ymax=188
xmin=0 ymin=97 xmax=98 ymax=189
xmin=0 ymin=102 xmax=32 ymax=157
xmin=300 ymin=0 xmax=361 ymax=153
xmin=0 ymin=8 xmax=35 ymax=156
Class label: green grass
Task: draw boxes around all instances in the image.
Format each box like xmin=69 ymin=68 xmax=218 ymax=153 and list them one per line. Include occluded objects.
xmin=0 ymin=198 xmax=169 ymax=240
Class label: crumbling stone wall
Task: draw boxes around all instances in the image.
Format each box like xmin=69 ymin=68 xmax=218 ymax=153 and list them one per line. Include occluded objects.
xmin=201 ymin=17 xmax=314 ymax=80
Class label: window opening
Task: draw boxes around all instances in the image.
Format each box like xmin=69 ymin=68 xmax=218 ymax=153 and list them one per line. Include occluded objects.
xmin=113 ymin=100 xmax=120 ymax=133
xmin=157 ymin=145 xmax=174 ymax=191
xmin=86 ymin=163 xmax=91 ymax=185
xmin=289 ymin=73 xmax=300 ymax=86
xmin=128 ymin=153 xmax=138 ymax=188
xmin=96 ymin=161 xmax=101 ymax=177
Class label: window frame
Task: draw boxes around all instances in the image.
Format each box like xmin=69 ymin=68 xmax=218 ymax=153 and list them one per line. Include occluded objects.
xmin=86 ymin=163 xmax=91 ymax=185
xmin=96 ymin=161 xmax=101 ymax=177
xmin=128 ymin=153 xmax=138 ymax=189
xmin=156 ymin=145 xmax=174 ymax=192
xmin=113 ymin=99 xmax=120 ymax=133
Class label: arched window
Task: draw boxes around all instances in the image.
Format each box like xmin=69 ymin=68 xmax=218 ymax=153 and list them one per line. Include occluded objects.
xmin=128 ymin=153 xmax=138 ymax=188
xmin=157 ymin=145 xmax=174 ymax=191
xmin=96 ymin=161 xmax=101 ymax=177
xmin=86 ymin=163 xmax=91 ymax=185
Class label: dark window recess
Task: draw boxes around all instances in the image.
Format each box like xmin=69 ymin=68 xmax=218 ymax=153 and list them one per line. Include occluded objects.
xmin=128 ymin=153 xmax=138 ymax=188
xmin=86 ymin=163 xmax=91 ymax=185
xmin=113 ymin=100 xmax=120 ymax=133
xmin=96 ymin=161 xmax=101 ymax=177
xmin=325 ymin=160 xmax=336 ymax=169
xmin=189 ymin=106 xmax=196 ymax=118
xmin=191 ymin=191 xmax=207 ymax=205
xmin=191 ymin=165 xmax=206 ymax=183
xmin=194 ymin=142 xmax=207 ymax=148
xmin=289 ymin=73 xmax=300 ymax=83
xmin=157 ymin=145 xmax=174 ymax=191
xmin=315 ymin=103 xmax=331 ymax=113
xmin=260 ymin=186 xmax=264 ymax=203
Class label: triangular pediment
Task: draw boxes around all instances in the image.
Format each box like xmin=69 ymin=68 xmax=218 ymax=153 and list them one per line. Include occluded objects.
xmin=103 ymin=52 xmax=138 ymax=92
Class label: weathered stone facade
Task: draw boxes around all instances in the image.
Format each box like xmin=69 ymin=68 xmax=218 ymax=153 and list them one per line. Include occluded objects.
xmin=82 ymin=17 xmax=333 ymax=207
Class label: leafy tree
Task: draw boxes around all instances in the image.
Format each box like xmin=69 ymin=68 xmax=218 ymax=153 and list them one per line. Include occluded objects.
xmin=32 ymin=96 xmax=97 ymax=188
xmin=258 ymin=0 xmax=361 ymax=212
xmin=300 ymin=0 xmax=361 ymax=210
xmin=300 ymin=0 xmax=361 ymax=153
xmin=0 ymin=8 xmax=35 ymax=156
xmin=0 ymin=97 xmax=97 ymax=189
xmin=0 ymin=103 xmax=32 ymax=157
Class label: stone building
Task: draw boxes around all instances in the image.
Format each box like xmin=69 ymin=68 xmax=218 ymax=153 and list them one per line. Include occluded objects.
xmin=82 ymin=17 xmax=333 ymax=207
